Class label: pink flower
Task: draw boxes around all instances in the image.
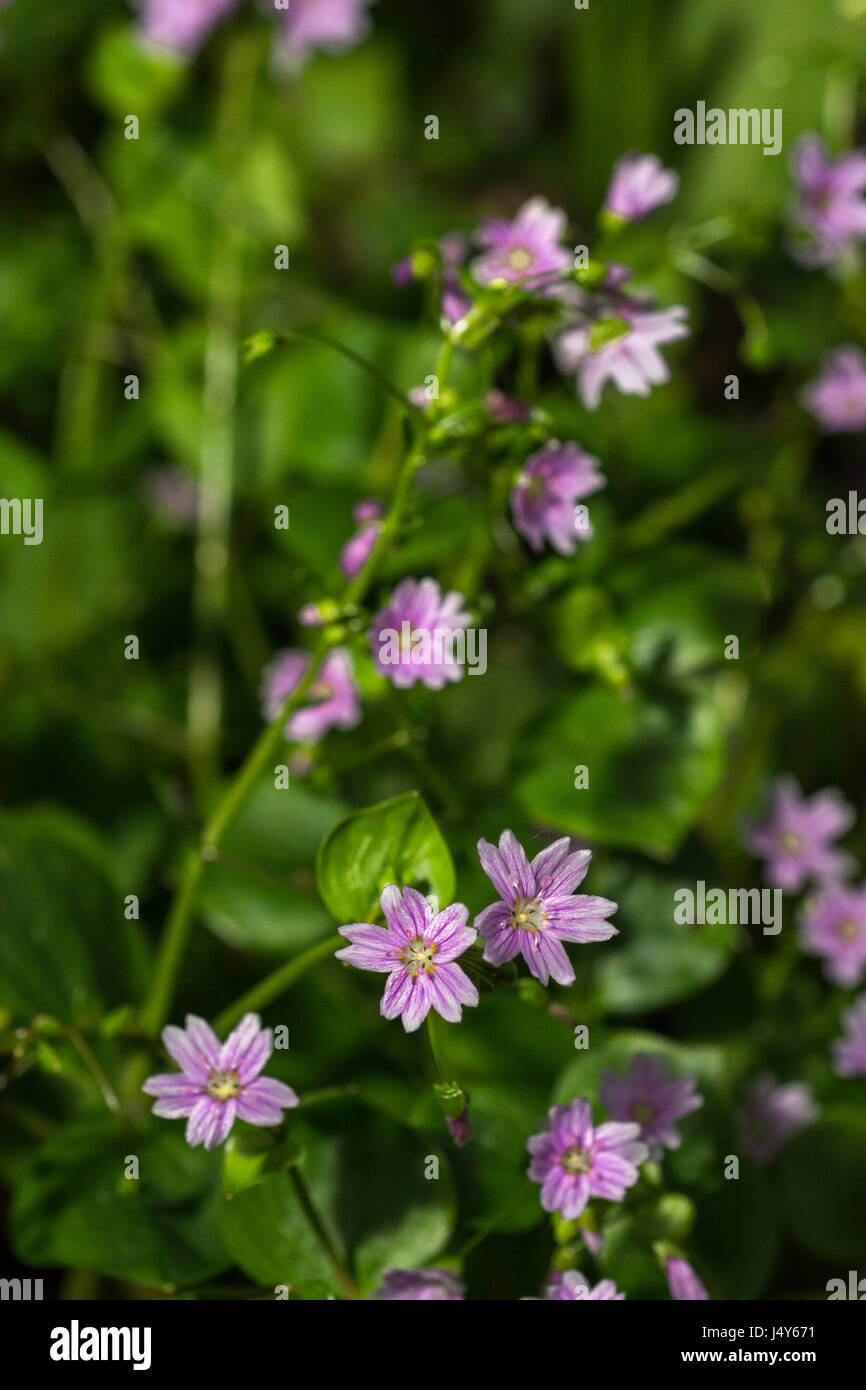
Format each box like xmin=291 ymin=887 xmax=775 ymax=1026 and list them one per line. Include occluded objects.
xmin=527 ymin=1099 xmax=647 ymax=1220
xmin=475 ymin=830 xmax=618 ymax=987
xmin=542 ymin=1270 xmax=625 ymax=1300
xmin=799 ymin=881 xmax=866 ymax=988
xmin=283 ymin=0 xmax=377 ymax=62
xmin=600 ymin=1053 xmax=703 ymax=1157
xmin=336 ymin=885 xmax=479 ymax=1033
xmin=139 ymin=0 xmax=376 ymax=61
xmin=369 ymin=577 xmax=472 ymax=690
xmin=744 ymin=777 xmax=855 ymax=892
xmin=802 ymin=347 xmax=866 ymax=433
xmin=486 ymin=390 xmax=532 ymax=423
xmin=142 ymin=1013 xmax=298 ymax=1150
xmin=555 ymin=302 xmax=689 ymax=410
xmin=373 ymin=1268 xmax=464 ymax=1300
xmin=737 ymin=1075 xmax=818 ymax=1164
xmin=604 ymin=153 xmax=678 ymax=222
xmin=140 ymin=0 xmax=237 ymax=52
xmin=260 ymin=647 xmax=361 ymax=741
xmin=833 ymin=994 xmax=866 ymax=1078
xmin=339 ymin=500 xmax=382 ymax=577
xmin=510 ymin=441 xmax=605 ymax=555
xmin=472 ymin=197 xmax=571 ymax=289
xmin=791 ymin=135 xmax=866 ymax=265
xmin=665 ymin=1256 xmax=709 ymax=1301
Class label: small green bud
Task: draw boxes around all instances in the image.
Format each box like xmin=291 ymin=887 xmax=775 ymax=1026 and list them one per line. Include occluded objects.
xmin=434 ymin=1080 xmax=467 ymax=1120
xmin=243 ymin=331 xmax=277 ymax=364
xmin=410 ymin=249 xmax=438 ymax=280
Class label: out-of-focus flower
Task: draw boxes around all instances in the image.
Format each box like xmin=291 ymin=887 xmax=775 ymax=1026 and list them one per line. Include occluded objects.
xmin=139 ymin=0 xmax=376 ymax=61
xmin=603 ymin=152 xmax=678 ymax=222
xmin=472 ymin=197 xmax=571 ymax=289
xmin=475 ymin=830 xmax=617 ymax=987
xmin=744 ymin=777 xmax=855 ymax=893
xmin=600 ymin=1053 xmax=703 ymax=1157
xmin=336 ymin=885 xmax=479 ymax=1033
xmin=283 ymin=0 xmax=377 ymax=61
xmin=260 ymin=647 xmax=361 ymax=741
xmin=527 ymin=1099 xmax=647 ymax=1220
xmin=791 ymin=135 xmax=866 ymax=265
xmin=143 ymin=466 xmax=199 ymax=529
xmin=665 ymin=1256 xmax=709 ymax=1301
xmin=801 ymin=347 xmax=866 ymax=433
xmin=373 ymin=1268 xmax=464 ymax=1300
xmin=140 ymin=0 xmax=236 ymax=53
xmin=554 ymin=302 xmax=689 ymax=410
xmin=737 ymin=1074 xmax=818 ymax=1164
xmin=142 ymin=1013 xmax=298 ymax=1150
xmin=510 ymin=441 xmax=605 ymax=555
xmin=486 ymin=389 xmax=532 ymax=423
xmin=799 ymin=881 xmax=866 ymax=987
xmin=542 ymin=1270 xmax=625 ymax=1300
xmin=392 ymin=233 xmax=471 ymax=325
xmin=369 ymin=577 xmax=472 ymax=689
xmin=832 ymin=994 xmax=866 ymax=1078
xmin=339 ymin=500 xmax=382 ymax=577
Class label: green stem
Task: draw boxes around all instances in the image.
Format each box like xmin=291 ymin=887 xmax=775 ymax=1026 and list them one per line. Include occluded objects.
xmin=213 ymin=934 xmax=343 ymax=1035
xmin=262 ymin=328 xmax=419 ymax=413
xmin=143 ymin=337 xmax=427 ymax=1035
xmin=188 ymin=34 xmax=258 ymax=805
xmin=426 ymin=1012 xmax=447 ymax=1083
xmin=289 ymin=1166 xmax=359 ymax=1299
xmin=454 ymin=1183 xmax=534 ymax=1260
xmin=66 ymin=1029 xmax=120 ymax=1113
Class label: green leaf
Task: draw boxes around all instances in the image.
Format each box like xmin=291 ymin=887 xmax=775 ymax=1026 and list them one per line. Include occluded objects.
xmin=692 ymin=1167 xmax=779 ymax=1299
xmin=11 ymin=1117 xmax=230 ymax=1290
xmin=219 ymin=1109 xmax=455 ymax=1296
xmin=515 ymin=684 xmax=724 ymax=858
xmin=781 ymin=1106 xmax=866 ymax=1263
xmin=594 ymin=865 xmax=734 ymax=1013
xmin=316 ymin=791 xmax=456 ymax=922
xmin=0 ymin=809 xmax=148 ymax=1022
xmin=199 ymin=781 xmax=347 ymax=954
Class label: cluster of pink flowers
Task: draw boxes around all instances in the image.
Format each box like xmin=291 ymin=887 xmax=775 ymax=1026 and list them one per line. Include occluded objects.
xmin=744 ymin=774 xmax=865 ymax=1090
xmin=789 ymin=136 xmax=866 ymax=432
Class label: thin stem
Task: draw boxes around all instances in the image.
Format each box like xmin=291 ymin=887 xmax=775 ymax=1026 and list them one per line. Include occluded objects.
xmin=188 ymin=34 xmax=258 ymax=805
xmin=454 ymin=1183 xmax=534 ymax=1260
xmin=289 ymin=1166 xmax=358 ymax=1299
xmin=65 ymin=1030 xmax=120 ymax=1113
xmin=426 ymin=1012 xmax=447 ymax=1083
xmin=143 ymin=342 xmax=427 ymax=1035
xmin=213 ymin=934 xmax=344 ymax=1035
xmin=263 ymin=328 xmax=419 ymax=413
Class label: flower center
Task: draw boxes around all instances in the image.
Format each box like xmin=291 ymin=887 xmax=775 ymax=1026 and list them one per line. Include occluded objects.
xmin=510 ymin=895 xmax=546 ymax=933
xmin=523 ymin=475 xmax=548 ymax=502
xmin=561 ymin=1144 xmax=590 ymax=1174
xmin=778 ymin=831 xmax=802 ymax=853
xmin=632 ymin=1102 xmax=656 ymax=1125
xmin=837 ymin=918 xmax=860 ymax=941
xmin=205 ymin=1068 xmax=242 ymax=1101
xmin=507 ymin=246 xmax=533 ymax=271
xmin=309 ymin=680 xmax=333 ymax=702
xmin=399 ymin=935 xmax=437 ymax=977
